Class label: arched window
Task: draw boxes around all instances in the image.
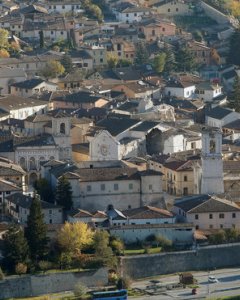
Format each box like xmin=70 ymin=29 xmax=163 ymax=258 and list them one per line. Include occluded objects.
xmin=29 ymin=157 xmax=36 ymax=170
xmin=19 ymin=157 xmax=26 ymax=170
xmin=60 ymin=123 xmax=65 ymax=134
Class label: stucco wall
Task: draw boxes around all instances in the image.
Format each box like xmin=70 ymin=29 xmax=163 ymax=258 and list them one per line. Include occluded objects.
xmin=0 ymin=268 xmax=108 ymax=299
xmin=121 ymin=243 xmax=240 ymax=279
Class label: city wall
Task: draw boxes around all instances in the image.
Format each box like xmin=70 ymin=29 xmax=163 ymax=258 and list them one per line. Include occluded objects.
xmin=121 ymin=243 xmax=240 ymax=279
xmin=0 ymin=268 xmax=108 ymax=299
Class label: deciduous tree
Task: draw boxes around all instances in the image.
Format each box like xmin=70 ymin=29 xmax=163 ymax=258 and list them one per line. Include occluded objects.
xmin=57 ymin=222 xmax=94 ymax=254
xmin=41 ymin=60 xmax=65 ymax=78
xmin=153 ymin=52 xmax=166 ymax=74
xmin=60 ymin=54 xmax=73 ymax=74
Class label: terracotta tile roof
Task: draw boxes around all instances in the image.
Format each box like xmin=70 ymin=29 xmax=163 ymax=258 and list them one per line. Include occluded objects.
xmin=120 ymin=205 xmax=173 ymax=219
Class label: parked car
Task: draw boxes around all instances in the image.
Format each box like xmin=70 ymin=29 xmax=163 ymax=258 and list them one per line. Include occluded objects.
xmin=208 ymin=276 xmax=219 ymax=283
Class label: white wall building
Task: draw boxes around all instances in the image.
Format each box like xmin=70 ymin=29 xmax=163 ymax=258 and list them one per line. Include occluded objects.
xmin=173 ymin=195 xmax=240 ymax=230
xmin=5 ymin=192 xmax=63 ymax=224
xmin=164 ymin=81 xmax=196 ymax=99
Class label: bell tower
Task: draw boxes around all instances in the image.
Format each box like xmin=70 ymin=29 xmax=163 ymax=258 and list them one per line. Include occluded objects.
xmin=51 ymin=110 xmax=72 ymax=161
xmin=201 ymin=127 xmax=224 ymax=194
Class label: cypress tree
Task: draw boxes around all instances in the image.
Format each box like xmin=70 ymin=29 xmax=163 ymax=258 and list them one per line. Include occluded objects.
xmin=230 ymin=76 xmax=240 ymax=112
xmin=55 ymin=175 xmax=73 ymax=211
xmin=60 ymin=54 xmax=73 ymax=74
xmin=134 ymin=41 xmax=149 ymax=65
xmin=25 ymin=194 xmax=48 ymax=261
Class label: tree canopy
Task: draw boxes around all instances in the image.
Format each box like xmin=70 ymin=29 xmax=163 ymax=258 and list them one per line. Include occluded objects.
xmin=41 ymin=60 xmax=65 ymax=78
xmin=134 ymin=41 xmax=149 ymax=65
xmin=57 ymin=222 xmax=94 ymax=254
xmin=153 ymin=52 xmax=166 ymax=74
xmin=176 ymin=46 xmax=197 ymax=72
xmin=228 ymin=28 xmax=240 ymax=66
xmin=25 ymin=195 xmax=48 ymax=260
xmin=4 ymin=225 xmax=29 ymax=269
xmin=34 ymin=178 xmax=54 ymax=203
xmin=55 ymin=175 xmax=73 ymax=211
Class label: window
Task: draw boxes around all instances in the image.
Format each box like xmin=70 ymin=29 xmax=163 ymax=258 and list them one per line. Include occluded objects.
xmin=134 ymin=13 xmax=137 ymax=16
xmin=209 ymin=225 xmax=213 ymax=229
xmin=61 ymin=31 xmax=64 ymax=35
xmin=114 ymin=183 xmax=118 ymax=191
xmin=176 ymin=8 xmax=179 ymax=11
xmin=100 ymin=58 xmax=103 ymax=63
xmin=184 ymin=176 xmax=187 ymax=182
xmin=6 ymin=191 xmax=10 ymax=195
xmin=62 ymin=5 xmax=65 ymax=8
xmin=220 ymin=224 xmax=223 ymax=229
xmin=128 ymin=205 xmax=131 ymax=209
xmin=101 ymin=184 xmax=105 ymax=191
xmin=219 ymin=213 xmax=225 ymax=219
xmin=49 ymin=210 xmax=52 ymax=214
xmin=149 ymin=184 xmax=152 ymax=190
xmin=232 ymin=213 xmax=236 ymax=218
xmin=233 ymin=224 xmax=236 ymax=228
xmin=209 ymin=213 xmax=213 ymax=219
xmin=49 ymin=219 xmax=52 ymax=224
xmin=87 ymin=185 xmax=91 ymax=192
xmin=195 ymin=214 xmax=198 ymax=220
xmin=126 ymin=14 xmax=129 ymax=17
xmin=183 ymin=187 xmax=188 ymax=195
xmin=83 ymin=63 xmax=88 ymax=67
xmin=196 ymin=225 xmax=199 ymax=229
xmin=129 ymin=183 xmax=133 ymax=190
xmin=162 ymin=28 xmax=165 ymax=32
xmin=152 ymin=29 xmax=155 ymax=36
xmin=168 ymin=8 xmax=170 ymax=12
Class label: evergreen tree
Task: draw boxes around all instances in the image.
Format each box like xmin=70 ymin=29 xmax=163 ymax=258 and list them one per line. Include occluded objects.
xmin=55 ymin=176 xmax=73 ymax=211
xmin=164 ymin=47 xmax=176 ymax=73
xmin=134 ymin=41 xmax=149 ymax=66
xmin=34 ymin=178 xmax=54 ymax=203
xmin=60 ymin=54 xmax=73 ymax=74
xmin=230 ymin=76 xmax=240 ymax=112
xmin=39 ymin=30 xmax=44 ymax=48
xmin=25 ymin=195 xmax=48 ymax=260
xmin=4 ymin=225 xmax=29 ymax=269
xmin=228 ymin=28 xmax=240 ymax=66
xmin=176 ymin=46 xmax=197 ymax=72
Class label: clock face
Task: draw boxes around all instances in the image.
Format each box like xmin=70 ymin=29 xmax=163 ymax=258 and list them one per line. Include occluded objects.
xmin=100 ymin=144 xmax=108 ymax=156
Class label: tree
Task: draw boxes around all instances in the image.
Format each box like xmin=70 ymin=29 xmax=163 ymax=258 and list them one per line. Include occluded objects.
xmin=153 ymin=52 xmax=166 ymax=74
xmin=155 ymin=235 xmax=172 ymax=250
xmin=4 ymin=225 xmax=29 ymax=269
xmin=57 ymin=222 xmax=94 ymax=254
xmin=116 ymin=277 xmax=131 ymax=290
xmin=60 ymin=54 xmax=73 ymax=74
xmin=164 ymin=47 xmax=176 ymax=73
xmin=34 ymin=178 xmax=54 ymax=203
xmin=110 ymin=236 xmax=124 ymax=255
xmin=55 ymin=176 xmax=73 ymax=211
xmin=41 ymin=60 xmax=65 ymax=78
xmin=93 ymin=230 xmax=116 ymax=267
xmin=88 ymin=4 xmax=103 ymax=22
xmin=230 ymin=76 xmax=240 ymax=112
xmin=25 ymin=195 xmax=48 ymax=260
xmin=134 ymin=41 xmax=149 ymax=65
xmin=107 ymin=53 xmax=119 ymax=68
xmin=39 ymin=30 xmax=45 ymax=48
xmin=0 ymin=28 xmax=9 ymax=49
xmin=228 ymin=28 xmax=240 ymax=66
xmin=176 ymin=46 xmax=196 ymax=72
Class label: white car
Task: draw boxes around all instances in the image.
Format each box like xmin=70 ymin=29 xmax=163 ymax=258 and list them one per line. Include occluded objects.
xmin=208 ymin=276 xmax=219 ymax=283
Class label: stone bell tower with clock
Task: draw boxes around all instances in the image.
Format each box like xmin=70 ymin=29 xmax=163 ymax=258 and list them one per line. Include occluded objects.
xmin=201 ymin=127 xmax=224 ymax=195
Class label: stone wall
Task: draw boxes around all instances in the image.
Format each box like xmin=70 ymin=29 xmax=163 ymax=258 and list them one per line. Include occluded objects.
xmin=121 ymin=243 xmax=240 ymax=279
xmin=0 ymin=268 xmax=108 ymax=300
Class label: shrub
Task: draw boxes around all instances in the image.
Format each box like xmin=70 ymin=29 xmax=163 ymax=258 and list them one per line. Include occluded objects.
xmin=38 ymin=260 xmax=52 ymax=272
xmin=116 ymin=277 xmax=131 ymax=290
xmin=74 ymin=283 xmax=87 ymax=298
xmin=15 ymin=263 xmax=27 ymax=275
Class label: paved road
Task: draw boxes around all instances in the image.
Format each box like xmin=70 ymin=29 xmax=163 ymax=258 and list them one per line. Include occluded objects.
xmin=131 ymin=267 xmax=240 ymax=299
